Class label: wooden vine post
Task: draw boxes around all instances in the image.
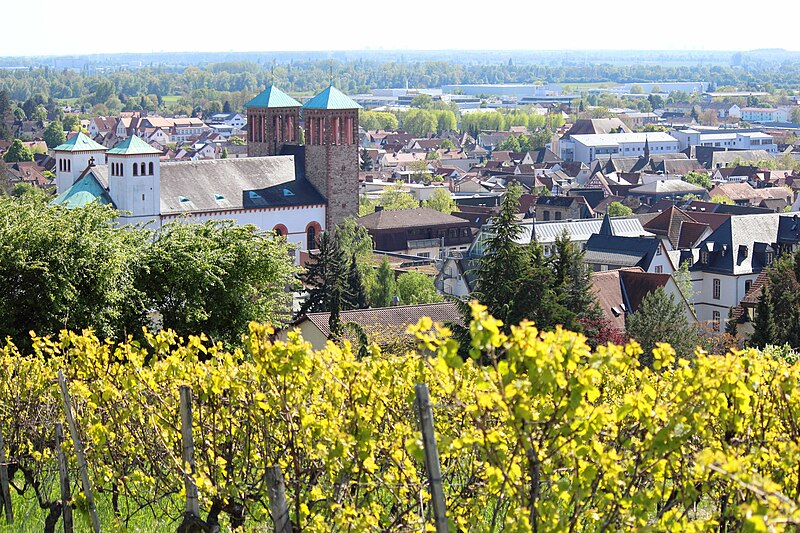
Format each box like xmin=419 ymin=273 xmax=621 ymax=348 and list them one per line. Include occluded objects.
xmin=55 ymin=422 xmax=74 ymax=533
xmin=179 ymin=385 xmax=201 ymax=520
xmin=0 ymin=426 xmax=13 ymax=524
xmin=265 ymin=465 xmax=291 ymax=533
xmin=58 ymin=370 xmax=101 ymax=533
xmin=414 ymin=383 xmax=448 ymax=533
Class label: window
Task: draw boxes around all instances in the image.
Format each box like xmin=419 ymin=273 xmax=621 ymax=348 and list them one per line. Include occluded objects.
xmin=713 ymin=278 xmax=720 ymax=300
xmin=140 ymin=162 xmax=146 ymax=176
xmin=306 ymin=225 xmax=317 ymax=250
xmin=745 ymin=279 xmax=753 ymax=294
xmin=701 ymin=251 xmax=709 ymax=264
xmin=133 ymin=164 xmax=138 ymax=176
xmin=655 ymin=265 xmax=663 ymax=273
xmin=148 ymin=162 xmax=154 ymax=175
xmin=543 ymin=211 xmax=550 ymax=221
xmin=712 ymin=311 xmax=721 ymax=332
xmin=555 ymin=212 xmax=562 ymax=221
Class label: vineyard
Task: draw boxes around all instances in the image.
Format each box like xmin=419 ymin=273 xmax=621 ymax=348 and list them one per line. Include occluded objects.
xmin=2 ymin=303 xmax=800 ymax=532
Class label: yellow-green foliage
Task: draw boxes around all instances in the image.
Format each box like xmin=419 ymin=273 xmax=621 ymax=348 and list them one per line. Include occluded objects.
xmin=2 ymin=303 xmax=800 ymax=531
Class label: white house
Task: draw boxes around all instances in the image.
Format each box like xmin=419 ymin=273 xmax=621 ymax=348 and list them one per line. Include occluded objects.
xmin=671 ymin=129 xmax=778 ymax=153
xmin=569 ymin=132 xmax=681 ymax=164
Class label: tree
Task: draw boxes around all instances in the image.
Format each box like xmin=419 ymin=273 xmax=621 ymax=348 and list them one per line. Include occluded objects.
xmin=397 ymin=272 xmax=442 ymax=305
xmin=792 ymin=107 xmax=800 ymax=125
xmin=423 ymin=188 xmax=456 ymax=214
xmin=63 ymin=114 xmax=81 ymax=132
xmin=229 ymin=136 xmax=245 ymax=146
xmin=299 ymin=230 xmax=346 ymax=315
xmin=684 ymin=171 xmax=712 ymax=190
xmin=370 ymin=257 xmax=396 ymax=308
xmin=3 ymin=139 xmax=34 ymax=163
xmin=223 ymin=100 xmax=232 ymax=114
xmin=360 ymin=147 xmax=374 ymax=171
xmin=43 ymin=120 xmax=66 ymax=149
xmin=221 ymin=147 xmax=229 ymax=159
xmin=607 ymin=201 xmax=633 ymax=217
xmin=498 ymin=135 xmax=522 ymax=152
xmin=711 ymin=195 xmax=734 ymax=205
xmin=143 ymin=219 xmax=300 ymax=345
xmin=626 ymin=287 xmax=698 ymax=366
xmin=345 ymin=252 xmax=369 ymax=310
xmin=630 ymin=84 xmax=643 ymax=94
xmin=750 ymin=252 xmax=800 ymax=348
xmin=378 ymin=184 xmax=418 ymax=210
xmin=31 ymin=105 xmax=47 ymax=126
xmin=441 ymin=139 xmax=455 ymax=150
xmin=0 ymin=196 xmax=149 ymax=350
xmin=403 ymin=109 xmax=436 ymax=137
xmin=550 ymin=230 xmax=601 ymax=325
xmin=410 ymin=94 xmax=433 ymax=109
xmin=701 ymin=109 xmax=719 ymax=126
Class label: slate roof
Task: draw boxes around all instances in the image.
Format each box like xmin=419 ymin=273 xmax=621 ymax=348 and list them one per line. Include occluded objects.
xmin=584 ymin=233 xmax=661 ymax=269
xmin=301 ymin=302 xmax=462 ymax=339
xmin=515 ymin=217 xmax=651 ymax=244
xmin=107 ymin=135 xmax=161 ymax=155
xmin=53 ymin=132 xmax=107 ymax=152
xmin=358 ymin=207 xmax=467 ymax=231
xmin=563 ymin=118 xmax=631 ymax=139
xmin=302 ymin=85 xmax=360 ymax=110
xmin=643 ymin=206 xmax=699 ymax=249
xmin=244 ymin=86 xmax=302 ymax=109
xmin=694 ymin=214 xmax=787 ymax=275
xmin=629 ymin=179 xmax=706 ymax=195
xmin=159 ymin=156 xmax=325 ymax=215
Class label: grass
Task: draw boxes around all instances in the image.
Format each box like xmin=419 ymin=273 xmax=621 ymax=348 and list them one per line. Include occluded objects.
xmin=160 ymin=95 xmax=181 ymax=104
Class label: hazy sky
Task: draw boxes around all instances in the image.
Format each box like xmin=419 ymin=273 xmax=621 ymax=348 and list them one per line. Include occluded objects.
xmin=2 ymin=0 xmax=796 ymax=57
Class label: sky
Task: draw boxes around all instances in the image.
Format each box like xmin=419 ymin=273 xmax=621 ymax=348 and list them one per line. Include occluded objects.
xmin=2 ymin=0 xmax=797 ymax=57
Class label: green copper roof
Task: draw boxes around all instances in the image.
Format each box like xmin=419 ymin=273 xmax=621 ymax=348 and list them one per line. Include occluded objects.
xmin=51 ymin=172 xmax=114 ymax=209
xmin=53 ymin=132 xmax=107 ymax=152
xmin=301 ymin=85 xmax=361 ymax=110
xmin=244 ymin=86 xmax=301 ymax=108
xmin=107 ymin=135 xmax=161 ymax=155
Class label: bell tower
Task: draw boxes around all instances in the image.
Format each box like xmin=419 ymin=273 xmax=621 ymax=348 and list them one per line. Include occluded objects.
xmin=244 ymin=86 xmax=302 ymax=157
xmin=106 ymin=135 xmax=162 ymax=222
xmin=53 ymin=132 xmax=107 ymax=194
xmin=302 ymin=85 xmax=361 ymax=229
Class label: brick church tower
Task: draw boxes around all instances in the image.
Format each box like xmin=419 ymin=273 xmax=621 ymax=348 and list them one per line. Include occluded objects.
xmin=244 ymin=86 xmax=302 ymax=157
xmin=301 ymin=85 xmax=361 ymax=229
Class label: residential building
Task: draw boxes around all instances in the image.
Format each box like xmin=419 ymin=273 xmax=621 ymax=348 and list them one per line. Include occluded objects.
xmin=568 ymin=132 xmax=680 ymax=164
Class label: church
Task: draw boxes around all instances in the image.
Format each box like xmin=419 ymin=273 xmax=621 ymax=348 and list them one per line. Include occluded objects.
xmin=52 ymin=84 xmax=361 ymax=258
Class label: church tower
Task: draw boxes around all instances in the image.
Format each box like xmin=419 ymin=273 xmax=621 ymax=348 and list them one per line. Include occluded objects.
xmin=106 ymin=135 xmax=162 ymax=221
xmin=302 ymin=85 xmax=361 ymax=229
xmin=53 ymin=132 xmax=107 ymax=194
xmin=244 ymin=86 xmax=302 ymax=157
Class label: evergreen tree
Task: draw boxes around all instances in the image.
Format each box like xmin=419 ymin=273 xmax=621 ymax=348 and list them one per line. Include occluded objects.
xmin=223 ymin=101 xmax=232 ymax=114
xmin=551 ymin=230 xmax=601 ymax=324
xmin=750 ymin=252 xmax=800 ymax=348
xmin=299 ymin=231 xmax=349 ymax=337
xmin=471 ymin=184 xmax=529 ymax=327
xmin=627 ymin=287 xmax=698 ymax=366
xmin=345 ymin=252 xmax=369 ymax=310
xmin=360 ymin=147 xmax=373 ymax=171
xmin=371 ymin=257 xmax=397 ymax=308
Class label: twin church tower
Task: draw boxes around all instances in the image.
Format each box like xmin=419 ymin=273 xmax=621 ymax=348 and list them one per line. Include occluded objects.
xmin=245 ymin=84 xmax=360 ymax=229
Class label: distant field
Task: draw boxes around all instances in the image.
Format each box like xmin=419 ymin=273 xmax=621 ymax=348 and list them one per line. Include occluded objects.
xmin=161 ymin=95 xmax=181 ymax=103
xmin=56 ymin=97 xmax=79 ymax=105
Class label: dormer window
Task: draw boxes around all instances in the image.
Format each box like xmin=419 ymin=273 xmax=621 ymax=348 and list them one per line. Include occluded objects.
xmin=701 ymin=250 xmax=709 ymax=264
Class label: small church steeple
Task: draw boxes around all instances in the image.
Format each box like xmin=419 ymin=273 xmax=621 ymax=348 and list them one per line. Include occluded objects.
xmin=643 ymin=135 xmax=650 ymax=160
xmin=53 ymin=132 xmax=107 ymax=195
xmin=599 ymin=212 xmax=614 ymax=236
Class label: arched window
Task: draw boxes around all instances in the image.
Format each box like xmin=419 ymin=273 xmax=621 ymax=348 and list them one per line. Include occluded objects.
xmin=306 ymin=225 xmax=317 ymax=250
xmin=140 ymin=162 xmax=146 ymax=175
xmin=133 ymin=163 xmax=138 ymax=176
xmin=713 ymin=278 xmax=720 ymax=300
xmin=148 ymin=162 xmax=154 ymax=175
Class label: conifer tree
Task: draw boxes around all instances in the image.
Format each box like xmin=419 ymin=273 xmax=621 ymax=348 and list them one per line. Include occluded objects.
xmin=551 ymin=230 xmax=602 ymax=323
xmin=299 ymin=231 xmax=349 ymax=336
xmin=371 ymin=257 xmax=397 ymax=308
xmin=345 ymin=252 xmax=369 ymax=310
xmin=627 ymin=287 xmax=698 ymax=366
